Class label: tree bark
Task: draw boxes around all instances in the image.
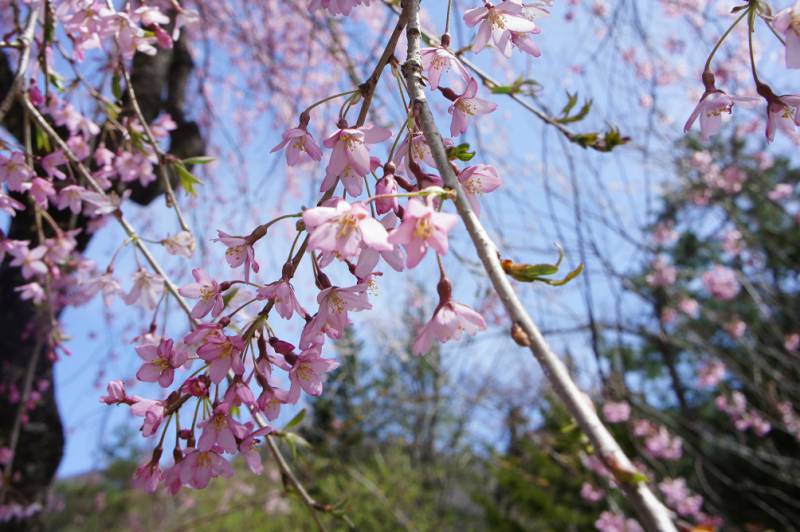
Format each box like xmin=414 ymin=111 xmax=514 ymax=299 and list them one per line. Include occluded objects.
xmin=0 ymin=33 xmax=203 ymax=529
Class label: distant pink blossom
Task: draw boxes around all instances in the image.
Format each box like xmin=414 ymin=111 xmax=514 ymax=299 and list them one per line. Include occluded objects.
xmin=768 ymin=183 xmax=794 ymax=201
xmin=595 ymin=511 xmax=643 ymax=532
xmin=580 ymin=482 xmax=604 ymax=502
xmin=123 ymin=269 xmax=165 ymax=309
xmin=133 ymin=453 xmax=163 ymax=493
xmin=602 ymin=401 xmax=631 ymax=423
xmin=698 ymin=359 xmax=726 ymax=388
xmin=645 ymin=256 xmax=676 ymax=287
xmin=725 ymin=317 xmax=746 ymax=339
xmin=702 ymin=265 xmax=740 ymax=301
xmin=785 ymin=333 xmax=800 ymax=352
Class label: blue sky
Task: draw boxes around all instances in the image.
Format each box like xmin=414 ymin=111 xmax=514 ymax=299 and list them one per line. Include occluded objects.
xmin=50 ymin=0 xmax=800 ymax=477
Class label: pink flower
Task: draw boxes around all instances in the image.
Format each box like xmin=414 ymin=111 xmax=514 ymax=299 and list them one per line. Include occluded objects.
xmin=82 ymin=272 xmax=122 ymax=306
xmin=659 ymin=478 xmax=704 ymax=518
xmin=123 ymin=269 xmax=165 ymax=309
xmin=198 ymin=406 xmax=249 ymax=453
xmin=133 ymin=452 xmax=163 ymax=493
xmin=457 ymin=164 xmax=502 ymax=215
xmin=644 ymin=256 xmax=676 ymax=287
xmin=136 ymin=338 xmax=187 ymax=387
xmin=257 ymin=384 xmax=290 ymax=421
xmin=644 ymin=426 xmax=682 ymax=460
xmin=99 ymin=380 xmax=129 ymax=405
xmin=257 ymin=279 xmax=306 ymax=320
xmin=130 ymin=398 xmax=165 ymax=437
xmin=322 ymin=123 xmax=391 ymax=192
xmin=115 ymin=150 xmax=156 ymax=186
xmin=420 ymin=46 xmax=469 ymax=90
xmin=8 ymin=244 xmax=48 ymax=280
xmin=197 ymin=333 xmax=246 ymax=383
xmin=0 ymin=152 xmax=34 ymax=192
xmin=698 ymin=359 xmax=726 ymax=388
xmin=215 ymin=230 xmax=259 ymax=282
xmin=271 ymin=127 xmax=322 ymax=166
xmin=375 ymin=172 xmax=399 ymax=215
xmin=179 ymin=268 xmax=225 ymax=319
xmin=388 ymin=197 xmax=459 ymax=268
xmin=683 ymin=91 xmax=734 ymax=140
xmin=725 ymin=317 xmax=746 ymax=339
xmin=0 ymin=192 xmax=24 ymax=216
xmin=595 ymin=511 xmax=643 ymax=532
xmin=580 ymin=482 xmax=604 ymax=502
xmin=238 ymin=426 xmax=272 ymax=474
xmin=354 ymin=212 xmax=406 ymax=278
xmin=393 ymin=132 xmax=438 ymax=175
xmin=448 ymin=78 xmax=497 ymax=137
xmin=765 ymin=95 xmax=800 ymax=142
xmin=785 ymin=333 xmax=800 ymax=352
xmin=702 ymin=265 xmax=740 ymax=301
xmin=15 ymin=282 xmax=46 ymax=305
xmin=602 ymin=401 xmax=631 ymax=423
xmin=161 ymin=231 xmax=195 ymax=258
xmin=303 ymin=199 xmax=392 ymax=260
xmin=768 ymin=183 xmax=794 ymax=201
xmin=463 ymin=2 xmax=538 ymax=57
xmin=287 ymin=344 xmax=340 ymax=403
xmin=179 ymin=448 xmax=233 ymax=489
xmin=412 ymin=278 xmax=487 ymax=355
xmin=303 ymin=284 xmax=372 ymax=342
xmin=774 ymin=2 xmax=800 ymax=69
xmin=56 ymin=185 xmax=85 ymax=214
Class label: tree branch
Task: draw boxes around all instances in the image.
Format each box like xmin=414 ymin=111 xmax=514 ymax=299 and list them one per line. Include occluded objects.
xmin=400 ymin=1 xmax=676 ymax=529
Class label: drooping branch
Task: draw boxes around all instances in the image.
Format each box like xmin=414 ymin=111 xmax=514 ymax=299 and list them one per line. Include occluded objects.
xmin=400 ymin=1 xmax=676 ymax=529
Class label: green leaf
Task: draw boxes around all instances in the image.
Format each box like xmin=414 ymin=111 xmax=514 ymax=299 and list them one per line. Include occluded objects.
xmin=283 ymin=408 xmax=306 ymax=430
xmin=500 ymin=244 xmax=584 ymax=286
xmin=174 ymin=162 xmax=203 ymax=196
xmin=35 ymin=128 xmax=51 ymax=152
xmin=222 ymin=287 xmax=238 ymax=307
xmin=182 ymin=156 xmax=216 ymax=165
xmin=540 ymin=262 xmax=584 ymax=286
xmin=284 ymin=432 xmax=310 ymax=460
xmin=111 ymin=74 xmax=123 ymax=101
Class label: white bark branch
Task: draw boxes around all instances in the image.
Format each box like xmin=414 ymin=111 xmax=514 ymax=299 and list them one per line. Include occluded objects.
xmin=400 ymin=1 xmax=676 ymax=529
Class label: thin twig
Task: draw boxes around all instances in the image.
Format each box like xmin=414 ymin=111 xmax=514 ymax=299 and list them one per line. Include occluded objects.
xmin=0 ymin=8 xmax=38 ymax=123
xmin=400 ymin=1 xmax=676 ymax=530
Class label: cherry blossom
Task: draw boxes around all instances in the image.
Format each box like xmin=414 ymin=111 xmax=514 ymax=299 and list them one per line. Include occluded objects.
xmin=123 ymin=269 xmax=165 ymax=310
xmin=448 ymin=78 xmax=497 ymax=137
xmin=388 ymin=197 xmax=459 ymax=268
xmin=463 ymin=2 xmax=538 ymax=57
xmin=198 ymin=407 xmax=249 ymax=453
xmin=179 ymin=448 xmax=234 ymax=489
xmin=701 ymin=265 xmax=740 ymax=301
xmin=774 ymin=2 xmax=800 ymax=69
xmin=257 ymin=279 xmax=306 ymax=320
xmin=287 ymin=344 xmax=340 ymax=403
xmin=457 ymin=164 xmax=503 ymax=215
xmin=303 ymin=199 xmax=393 ymax=260
xmin=322 ymin=123 xmax=391 ymax=192
xmin=420 ymin=45 xmax=470 ymax=90
xmin=135 ymin=338 xmax=187 ymax=387
xmin=197 ymin=333 xmax=246 ymax=383
xmin=215 ymin=230 xmax=259 ymax=282
xmin=271 ymin=128 xmax=323 ymax=166
xmin=179 ymin=268 xmax=225 ymax=319
xmin=412 ymin=278 xmax=486 ymax=355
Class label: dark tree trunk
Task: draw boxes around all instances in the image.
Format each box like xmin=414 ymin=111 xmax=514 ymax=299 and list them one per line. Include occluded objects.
xmin=0 ymin=33 xmax=203 ymax=530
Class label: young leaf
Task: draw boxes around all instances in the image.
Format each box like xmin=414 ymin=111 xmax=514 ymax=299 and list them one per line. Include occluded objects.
xmin=283 ymin=408 xmax=306 ymax=430
xmin=174 ymin=162 xmax=203 ymax=196
xmin=182 ymin=156 xmax=216 ymax=165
